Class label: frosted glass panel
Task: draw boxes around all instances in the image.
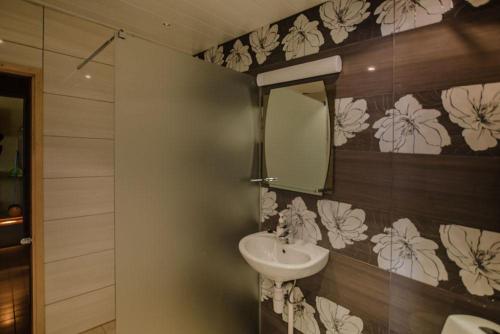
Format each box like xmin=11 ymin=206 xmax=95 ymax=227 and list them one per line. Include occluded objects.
xmin=115 ymin=36 xmax=259 ymax=334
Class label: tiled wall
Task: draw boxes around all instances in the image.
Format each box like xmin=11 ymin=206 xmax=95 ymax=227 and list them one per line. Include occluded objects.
xmin=0 ymin=1 xmax=115 ymax=333
xmin=198 ymin=0 xmax=500 ymax=333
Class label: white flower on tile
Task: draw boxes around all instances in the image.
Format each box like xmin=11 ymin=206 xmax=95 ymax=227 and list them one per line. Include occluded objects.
xmin=281 ymin=197 xmax=322 ymax=244
xmin=334 ymin=97 xmax=370 ymax=147
xmin=319 ymin=0 xmax=371 ymax=44
xmin=282 ymin=14 xmax=325 ymax=61
xmin=226 ymin=39 xmax=253 ymax=72
xmin=371 ymin=218 xmax=448 ymax=286
xmin=440 ymin=225 xmax=500 ymax=296
xmin=374 ymin=0 xmax=453 ymax=36
xmin=260 ymin=276 xmax=274 ymax=302
xmin=373 ymin=94 xmax=451 ymax=154
xmin=282 ymin=285 xmax=320 ymax=334
xmin=466 ymin=0 xmax=490 ymax=7
xmin=261 ymin=187 xmax=278 ymax=222
xmin=441 ymin=82 xmax=500 ymax=151
xmin=203 ymin=45 xmax=224 ymax=65
xmin=249 ymin=24 xmax=280 ymax=65
xmin=317 ymin=200 xmax=368 ymax=249
xmin=316 ymin=296 xmax=364 ymax=334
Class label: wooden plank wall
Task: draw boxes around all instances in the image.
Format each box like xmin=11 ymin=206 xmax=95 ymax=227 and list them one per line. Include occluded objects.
xmin=0 ymin=1 xmax=115 ymax=333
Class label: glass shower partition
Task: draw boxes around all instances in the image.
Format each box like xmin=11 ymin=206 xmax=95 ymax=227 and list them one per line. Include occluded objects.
xmin=115 ymin=36 xmax=260 ymax=334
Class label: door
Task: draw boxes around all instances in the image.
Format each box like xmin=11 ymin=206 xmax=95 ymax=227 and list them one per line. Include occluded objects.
xmin=0 ymin=72 xmax=32 ymax=334
xmin=0 ymin=65 xmax=43 ymax=334
xmin=115 ymin=36 xmax=260 ymax=334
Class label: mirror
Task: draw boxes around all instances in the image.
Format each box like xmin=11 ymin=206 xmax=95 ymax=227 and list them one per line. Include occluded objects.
xmin=263 ymin=80 xmax=331 ymax=195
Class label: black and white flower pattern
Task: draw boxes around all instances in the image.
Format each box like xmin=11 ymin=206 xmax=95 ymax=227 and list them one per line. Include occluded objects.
xmin=374 ymin=0 xmax=453 ymax=36
xmin=225 ymin=39 xmax=252 ymax=72
xmin=373 ymin=94 xmax=451 ymax=154
xmin=203 ymin=45 xmax=224 ymax=65
xmin=283 ymin=285 xmax=320 ymax=334
xmin=319 ymin=0 xmax=371 ymax=44
xmin=316 ymin=296 xmax=364 ymax=334
xmin=371 ymin=218 xmax=448 ymax=286
xmin=261 ymin=187 xmax=278 ymax=222
xmin=260 ymin=276 xmax=274 ymax=302
xmin=441 ymin=82 xmax=500 ymax=151
xmin=281 ymin=197 xmax=322 ymax=244
xmin=334 ymin=97 xmax=370 ymax=147
xmin=282 ymin=14 xmax=325 ymax=61
xmin=317 ymin=200 xmax=368 ymax=249
xmin=249 ymin=24 xmax=280 ymax=65
xmin=440 ymin=225 xmax=500 ymax=296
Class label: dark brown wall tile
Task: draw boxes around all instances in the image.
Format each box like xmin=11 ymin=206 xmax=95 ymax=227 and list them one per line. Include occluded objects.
xmin=389 ymin=273 xmax=500 ymax=334
xmin=394 ymin=6 xmax=500 ymax=95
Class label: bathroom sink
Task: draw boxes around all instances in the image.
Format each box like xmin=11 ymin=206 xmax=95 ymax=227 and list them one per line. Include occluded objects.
xmin=239 ymin=231 xmax=329 ymax=282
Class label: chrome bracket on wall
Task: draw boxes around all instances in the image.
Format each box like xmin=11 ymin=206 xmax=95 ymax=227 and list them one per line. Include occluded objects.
xmin=76 ymin=29 xmax=126 ymax=70
xmin=250 ymin=177 xmax=278 ymax=183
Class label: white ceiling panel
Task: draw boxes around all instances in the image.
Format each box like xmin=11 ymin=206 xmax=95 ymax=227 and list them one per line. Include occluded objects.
xmin=30 ymin=0 xmax=325 ymax=54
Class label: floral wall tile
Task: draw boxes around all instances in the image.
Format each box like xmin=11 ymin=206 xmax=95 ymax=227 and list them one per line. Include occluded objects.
xmin=371 ymin=218 xmax=448 ymax=287
xmin=319 ymin=0 xmax=371 ymax=44
xmin=203 ymin=45 xmax=224 ymax=65
xmin=317 ymin=200 xmax=368 ymax=249
xmin=282 ymin=285 xmax=320 ymax=334
xmin=211 ymin=1 xmax=500 ymax=333
xmin=441 ymin=82 xmax=500 ymax=152
xmin=261 ymin=187 xmax=278 ymax=222
xmin=334 ymin=97 xmax=370 ymax=147
xmin=225 ymin=39 xmax=252 ymax=72
xmin=373 ymin=94 xmax=451 ymax=154
xmin=281 ymin=197 xmax=322 ymax=244
xmin=261 ymin=276 xmax=274 ymax=302
xmin=316 ymin=296 xmax=365 ymax=334
xmin=440 ymin=224 xmax=500 ymax=296
xmin=282 ymin=14 xmax=325 ymax=61
xmin=375 ymin=0 xmax=454 ymax=36
xmin=249 ymin=24 xmax=280 ymax=65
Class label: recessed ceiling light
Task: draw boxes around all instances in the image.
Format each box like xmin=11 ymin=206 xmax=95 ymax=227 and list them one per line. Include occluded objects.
xmin=162 ymin=22 xmax=171 ymax=29
xmin=0 ymin=39 xmax=4 ymax=44
xmin=84 ymin=74 xmax=92 ymax=79
xmin=367 ymin=66 xmax=376 ymax=72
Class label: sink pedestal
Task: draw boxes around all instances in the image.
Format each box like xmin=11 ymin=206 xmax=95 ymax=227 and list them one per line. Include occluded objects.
xmin=273 ymin=281 xmax=285 ymax=314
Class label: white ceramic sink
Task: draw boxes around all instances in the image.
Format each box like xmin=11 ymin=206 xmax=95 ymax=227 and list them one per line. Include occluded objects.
xmin=239 ymin=231 xmax=329 ymax=282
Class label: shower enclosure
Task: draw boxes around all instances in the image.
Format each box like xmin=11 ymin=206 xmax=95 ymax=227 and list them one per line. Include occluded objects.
xmin=115 ymin=36 xmax=260 ymax=333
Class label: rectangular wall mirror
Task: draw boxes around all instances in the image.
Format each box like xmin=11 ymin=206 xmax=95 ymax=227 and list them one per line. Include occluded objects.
xmin=263 ymin=80 xmax=332 ymax=195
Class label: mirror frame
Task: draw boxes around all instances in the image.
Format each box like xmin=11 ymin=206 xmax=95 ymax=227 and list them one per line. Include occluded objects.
xmin=259 ymin=74 xmax=338 ymax=196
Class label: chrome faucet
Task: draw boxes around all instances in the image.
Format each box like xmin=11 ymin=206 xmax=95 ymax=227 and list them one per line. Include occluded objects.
xmin=276 ymin=213 xmax=291 ymax=244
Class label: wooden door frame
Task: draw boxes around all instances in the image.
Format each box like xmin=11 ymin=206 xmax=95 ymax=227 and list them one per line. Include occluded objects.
xmin=0 ymin=62 xmax=44 ymax=333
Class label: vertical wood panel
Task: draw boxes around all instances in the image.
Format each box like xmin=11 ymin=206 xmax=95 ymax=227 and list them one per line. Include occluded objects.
xmin=44 ymin=177 xmax=114 ymax=220
xmin=44 ymin=94 xmax=114 ymax=139
xmin=44 ymin=9 xmax=115 ymax=65
xmin=44 ymin=137 xmax=114 ymax=178
xmin=0 ymin=0 xmax=43 ymax=48
xmin=45 ymin=286 xmax=115 ymax=334
xmin=45 ymin=250 xmax=115 ymax=304
xmin=44 ymin=213 xmax=114 ymax=263
xmin=43 ymin=51 xmax=114 ymax=102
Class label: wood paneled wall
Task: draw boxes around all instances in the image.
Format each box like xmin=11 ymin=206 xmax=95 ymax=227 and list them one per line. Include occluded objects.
xmin=0 ymin=1 xmax=115 ymax=332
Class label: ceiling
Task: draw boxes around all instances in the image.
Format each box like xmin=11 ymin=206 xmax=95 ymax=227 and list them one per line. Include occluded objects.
xmin=32 ymin=0 xmax=325 ymax=55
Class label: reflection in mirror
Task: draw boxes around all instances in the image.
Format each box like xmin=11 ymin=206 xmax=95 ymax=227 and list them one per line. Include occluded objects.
xmin=264 ymin=81 xmax=331 ymax=195
xmin=0 ymin=96 xmax=25 ymax=247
